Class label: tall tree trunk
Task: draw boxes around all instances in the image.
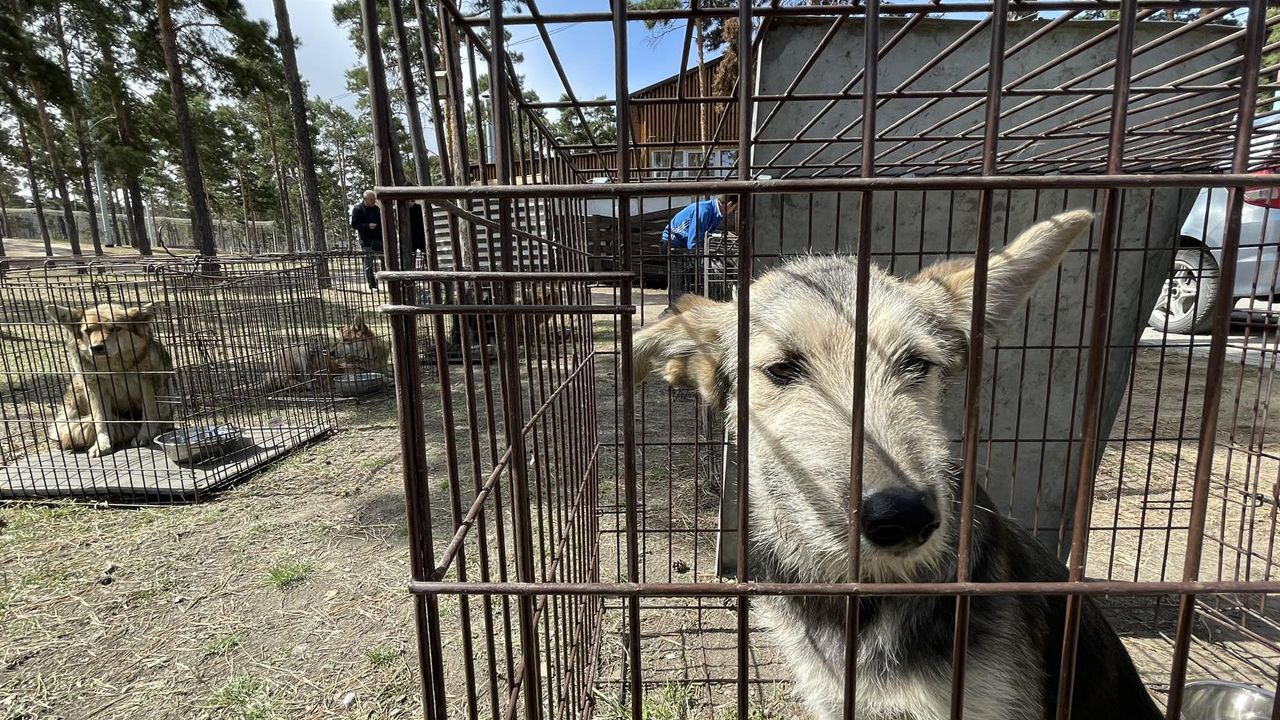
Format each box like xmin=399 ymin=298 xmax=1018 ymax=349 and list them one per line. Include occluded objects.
xmin=238 ymin=166 xmax=256 ymax=250
xmin=148 ymin=196 xmax=159 ymax=248
xmin=696 ymin=21 xmax=709 ymax=160
xmin=157 ymin=0 xmax=216 ymax=257
xmin=32 ymin=86 xmax=81 ymax=255
xmin=264 ymin=102 xmax=295 ymax=253
xmin=435 ymin=20 xmax=464 ymax=188
xmin=273 ymin=0 xmax=329 ymax=281
xmin=17 ymin=120 xmax=53 ymax=255
xmin=248 ymin=196 xmax=258 ymax=252
xmin=390 ymin=0 xmax=429 ymax=270
xmin=97 ymin=40 xmax=150 ymax=255
xmin=279 ymin=177 xmax=294 ymax=253
xmin=0 ymin=188 xmax=7 ymax=257
xmin=119 ymin=187 xmax=138 ymax=247
xmin=125 ymin=181 xmax=150 ymax=254
xmin=336 ymin=143 xmax=348 ymax=227
xmin=109 ymin=186 xmax=124 ymax=248
xmin=54 ymin=8 xmax=102 ymax=255
xmin=0 ymin=187 xmax=9 ymax=243
xmin=439 ymin=12 xmax=476 ymax=270
xmin=293 ymin=167 xmax=311 ymax=249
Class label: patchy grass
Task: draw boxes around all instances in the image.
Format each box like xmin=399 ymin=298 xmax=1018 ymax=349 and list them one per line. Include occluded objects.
xmin=0 ymin=503 xmax=89 ymax=544
xmin=595 ymin=683 xmax=694 ymax=720
xmin=208 ymin=675 xmax=277 ymax=720
xmin=203 ymin=633 xmax=242 ymax=657
xmin=364 ymin=644 xmax=400 ymax=668
xmin=648 ymin=683 xmax=695 ymax=720
xmin=6 ymin=314 xmax=1271 ymax=720
xmin=264 ymin=559 xmax=313 ymax=590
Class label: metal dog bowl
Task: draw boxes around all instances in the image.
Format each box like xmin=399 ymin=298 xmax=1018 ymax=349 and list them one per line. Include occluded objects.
xmin=1182 ymin=680 xmax=1275 ymax=720
xmin=154 ymin=425 xmax=243 ymax=464
xmin=333 ymin=372 xmax=389 ymax=396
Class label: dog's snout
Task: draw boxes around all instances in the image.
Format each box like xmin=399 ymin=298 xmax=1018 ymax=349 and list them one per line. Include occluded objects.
xmin=862 ymin=490 xmax=940 ymax=549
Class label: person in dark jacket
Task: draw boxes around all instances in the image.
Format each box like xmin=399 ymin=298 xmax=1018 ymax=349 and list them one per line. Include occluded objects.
xmin=351 ymin=190 xmax=382 ymax=290
xmin=409 ymin=202 xmax=427 ymax=257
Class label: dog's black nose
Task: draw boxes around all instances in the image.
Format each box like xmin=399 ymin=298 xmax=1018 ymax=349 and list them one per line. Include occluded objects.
xmin=862 ymin=490 xmax=940 ymax=549
xmin=89 ymin=345 xmax=107 ymax=355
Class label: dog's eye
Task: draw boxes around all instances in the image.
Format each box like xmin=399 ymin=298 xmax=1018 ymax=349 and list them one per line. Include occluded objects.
xmin=762 ymin=357 xmax=806 ymax=386
xmin=898 ymin=354 xmax=934 ymax=383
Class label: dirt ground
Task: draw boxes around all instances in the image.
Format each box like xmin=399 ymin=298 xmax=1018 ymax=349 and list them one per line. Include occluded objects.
xmin=0 ymin=397 xmax=426 ymax=720
xmin=2 ymin=288 xmax=1279 ymax=720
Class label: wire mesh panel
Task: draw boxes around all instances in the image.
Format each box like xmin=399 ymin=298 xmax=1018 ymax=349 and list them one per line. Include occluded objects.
xmin=363 ymin=1 xmax=1280 ymax=720
xmin=0 ymin=258 xmax=342 ymax=502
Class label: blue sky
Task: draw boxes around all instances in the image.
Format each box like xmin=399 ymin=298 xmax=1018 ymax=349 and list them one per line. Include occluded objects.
xmin=241 ymin=0 xmax=704 ymax=109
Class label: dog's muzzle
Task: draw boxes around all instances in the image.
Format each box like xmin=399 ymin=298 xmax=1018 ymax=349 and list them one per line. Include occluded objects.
xmin=862 ymin=490 xmax=940 ymax=549
xmin=89 ymin=344 xmax=108 ymax=356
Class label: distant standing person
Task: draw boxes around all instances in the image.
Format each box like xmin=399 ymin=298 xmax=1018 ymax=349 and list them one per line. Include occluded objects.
xmin=661 ymin=195 xmax=736 ymax=301
xmin=351 ymin=190 xmax=382 ymax=290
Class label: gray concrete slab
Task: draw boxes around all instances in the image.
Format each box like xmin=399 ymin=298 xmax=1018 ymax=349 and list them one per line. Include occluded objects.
xmin=0 ymin=425 xmax=330 ymax=502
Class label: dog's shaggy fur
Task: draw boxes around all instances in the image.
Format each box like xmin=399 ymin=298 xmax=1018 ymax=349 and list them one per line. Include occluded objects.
xmin=632 ymin=211 xmax=1162 ymax=720
xmin=268 ymin=316 xmax=389 ymax=390
xmin=46 ymin=302 xmax=176 ymax=457
xmin=330 ymin=316 xmax=390 ymax=374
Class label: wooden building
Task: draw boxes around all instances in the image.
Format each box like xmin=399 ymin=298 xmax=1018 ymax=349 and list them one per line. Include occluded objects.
xmin=569 ymin=55 xmax=741 ymax=180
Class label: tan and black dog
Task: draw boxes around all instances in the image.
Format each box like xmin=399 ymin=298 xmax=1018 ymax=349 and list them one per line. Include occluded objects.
xmin=46 ymin=302 xmax=175 ymax=457
xmin=268 ymin=315 xmax=389 ymax=391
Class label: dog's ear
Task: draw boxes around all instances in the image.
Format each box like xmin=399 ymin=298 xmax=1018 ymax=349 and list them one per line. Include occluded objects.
xmin=912 ymin=209 xmax=1093 ymax=338
xmin=126 ymin=302 xmax=158 ymax=323
xmin=633 ymin=293 xmax=734 ymax=406
xmin=45 ymin=305 xmax=83 ymax=328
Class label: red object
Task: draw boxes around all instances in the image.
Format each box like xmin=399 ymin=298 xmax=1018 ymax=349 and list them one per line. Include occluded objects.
xmin=1244 ymin=168 xmax=1280 ymax=209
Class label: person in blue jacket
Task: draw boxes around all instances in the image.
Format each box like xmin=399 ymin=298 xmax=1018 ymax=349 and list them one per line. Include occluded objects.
xmin=661 ymin=195 xmax=736 ymax=299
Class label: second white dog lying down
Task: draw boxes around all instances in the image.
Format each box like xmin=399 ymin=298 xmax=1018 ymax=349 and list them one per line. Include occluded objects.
xmin=632 ymin=211 xmax=1163 ymax=720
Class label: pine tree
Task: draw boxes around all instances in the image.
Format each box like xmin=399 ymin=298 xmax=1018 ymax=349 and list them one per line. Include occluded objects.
xmin=272 ymin=0 xmax=327 ymax=260
xmin=156 ymin=0 xmax=217 ymax=256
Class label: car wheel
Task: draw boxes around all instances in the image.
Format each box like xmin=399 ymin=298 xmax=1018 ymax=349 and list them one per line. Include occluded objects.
xmin=1148 ymin=247 xmax=1220 ymax=334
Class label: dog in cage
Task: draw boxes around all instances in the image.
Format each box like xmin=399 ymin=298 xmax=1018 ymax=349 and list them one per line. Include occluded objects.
xmin=46 ymin=302 xmax=176 ymax=458
xmin=330 ymin=315 xmax=390 ymax=374
xmin=632 ymin=210 xmax=1163 ymax=720
xmin=266 ymin=315 xmax=389 ymax=391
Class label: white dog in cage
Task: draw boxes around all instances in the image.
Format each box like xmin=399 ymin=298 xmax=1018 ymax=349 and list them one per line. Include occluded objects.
xmin=46 ymin=302 xmax=176 ymax=458
xmin=633 ymin=210 xmax=1163 ymax=720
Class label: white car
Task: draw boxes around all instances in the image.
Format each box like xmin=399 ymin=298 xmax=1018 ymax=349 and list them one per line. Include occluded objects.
xmin=1148 ymin=116 xmax=1280 ymax=334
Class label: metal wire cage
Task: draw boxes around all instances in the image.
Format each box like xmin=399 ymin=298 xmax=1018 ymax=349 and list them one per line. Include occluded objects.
xmin=0 ymin=257 xmax=350 ymax=502
xmin=362 ymin=1 xmax=1280 ymax=719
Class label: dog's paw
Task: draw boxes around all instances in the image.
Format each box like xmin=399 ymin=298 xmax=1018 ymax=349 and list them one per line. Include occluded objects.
xmin=130 ymin=432 xmax=153 ymax=449
xmin=88 ymin=438 xmax=112 ymax=457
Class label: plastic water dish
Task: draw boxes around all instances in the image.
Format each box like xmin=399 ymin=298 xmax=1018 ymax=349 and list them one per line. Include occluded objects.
xmin=154 ymin=425 xmax=243 ymax=464
xmin=334 ymin=372 xmax=389 ymax=396
xmin=1182 ymin=680 xmax=1275 ymax=720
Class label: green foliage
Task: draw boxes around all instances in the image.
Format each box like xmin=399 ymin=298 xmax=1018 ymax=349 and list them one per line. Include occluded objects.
xmin=629 ymin=0 xmax=734 ymax=51
xmin=551 ymin=94 xmax=617 ymax=149
xmin=264 ymin=559 xmax=312 ymax=590
xmin=0 ymin=2 xmax=77 ymax=115
xmin=364 ymin=644 xmax=401 ymax=667
xmin=208 ymin=675 xmax=278 ymax=720
xmin=203 ymin=632 xmax=242 ymax=657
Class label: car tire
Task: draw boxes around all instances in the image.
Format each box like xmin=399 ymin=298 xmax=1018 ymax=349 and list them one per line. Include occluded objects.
xmin=1148 ymin=246 xmax=1220 ymax=335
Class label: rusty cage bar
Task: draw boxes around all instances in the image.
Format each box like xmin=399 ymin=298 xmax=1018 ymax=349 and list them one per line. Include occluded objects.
xmin=362 ymin=1 xmax=1280 ymax=719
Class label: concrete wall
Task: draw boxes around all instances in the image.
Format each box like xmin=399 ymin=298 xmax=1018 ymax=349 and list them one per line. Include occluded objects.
xmin=749 ymin=17 xmax=1244 ymax=553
